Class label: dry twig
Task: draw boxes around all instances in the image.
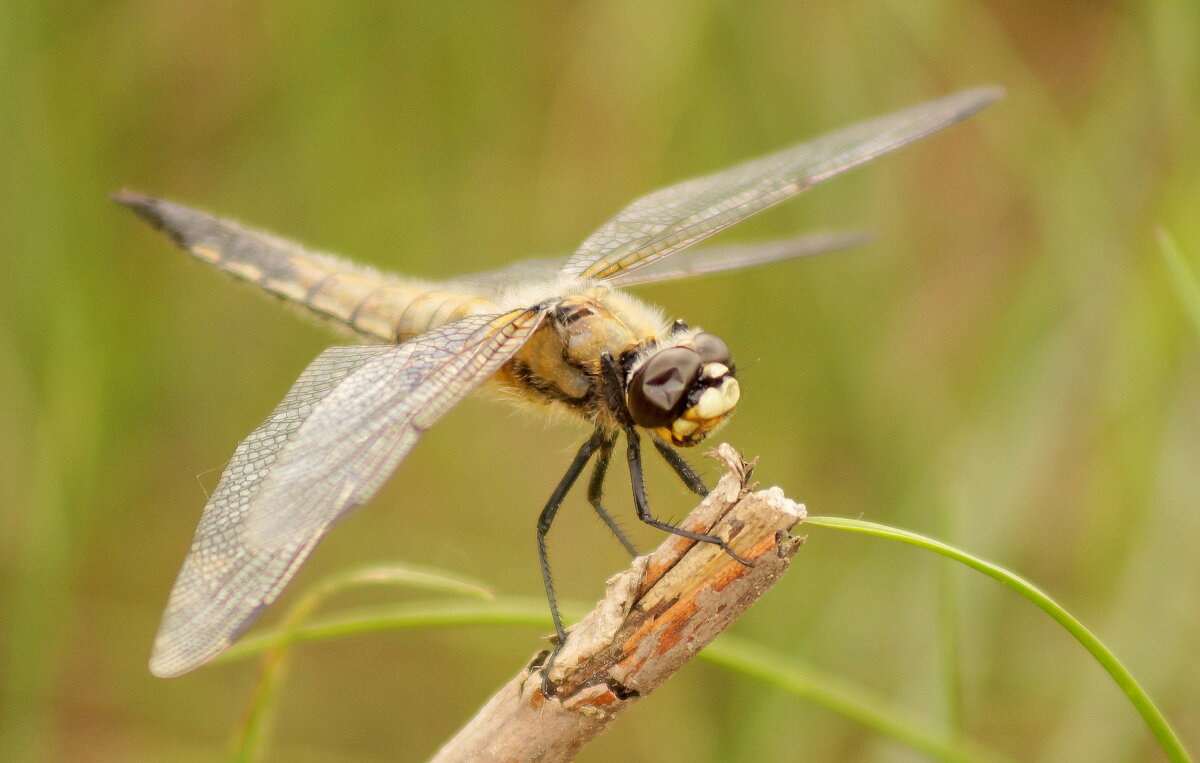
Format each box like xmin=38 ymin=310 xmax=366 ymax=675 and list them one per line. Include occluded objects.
xmin=432 ymin=443 xmax=806 ymax=762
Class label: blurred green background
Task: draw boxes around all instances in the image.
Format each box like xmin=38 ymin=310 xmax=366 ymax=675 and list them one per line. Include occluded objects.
xmin=2 ymin=1 xmax=1198 ymax=760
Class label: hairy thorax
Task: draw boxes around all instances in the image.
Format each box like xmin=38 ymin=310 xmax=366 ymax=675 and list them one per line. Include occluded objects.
xmin=492 ymin=285 xmax=667 ymax=431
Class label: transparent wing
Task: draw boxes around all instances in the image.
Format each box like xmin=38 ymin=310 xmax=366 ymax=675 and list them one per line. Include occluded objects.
xmin=561 ymin=86 xmax=1002 ymax=283
xmin=150 ymin=308 xmax=544 ymax=677
xmin=605 ymin=231 xmax=872 ymax=287
xmin=444 ymin=231 xmax=870 ymax=293
xmin=441 ymin=257 xmax=566 ymax=294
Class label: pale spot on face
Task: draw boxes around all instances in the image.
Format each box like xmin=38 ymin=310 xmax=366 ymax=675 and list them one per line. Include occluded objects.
xmin=687 ymin=378 xmax=740 ymax=421
xmin=701 ymin=363 xmax=729 ymax=380
xmin=670 ymin=419 xmax=700 ymax=439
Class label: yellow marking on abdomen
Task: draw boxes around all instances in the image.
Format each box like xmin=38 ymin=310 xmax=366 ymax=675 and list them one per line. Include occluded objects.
xmin=185 ymin=239 xmax=497 ymax=342
xmin=301 ymin=270 xmax=378 ymax=323
xmin=350 ymin=285 xmax=494 ymax=342
xmin=192 ymin=246 xmax=223 ymax=264
xmin=259 ymin=257 xmax=337 ymax=303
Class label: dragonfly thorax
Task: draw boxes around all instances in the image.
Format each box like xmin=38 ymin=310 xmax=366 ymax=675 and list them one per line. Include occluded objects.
xmin=500 ymin=293 xmax=654 ymax=420
xmin=497 ymin=291 xmax=740 ymax=445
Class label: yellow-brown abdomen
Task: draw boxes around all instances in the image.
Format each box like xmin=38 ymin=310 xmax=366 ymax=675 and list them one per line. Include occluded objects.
xmin=302 ymin=276 xmax=496 ymax=342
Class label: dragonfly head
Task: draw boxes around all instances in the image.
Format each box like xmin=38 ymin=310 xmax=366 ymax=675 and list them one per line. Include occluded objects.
xmin=625 ymin=331 xmax=740 ymax=447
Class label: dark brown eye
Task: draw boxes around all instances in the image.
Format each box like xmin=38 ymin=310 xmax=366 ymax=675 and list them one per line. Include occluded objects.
xmin=694 ymin=332 xmax=732 ymax=367
xmin=626 ymin=347 xmax=702 ymax=428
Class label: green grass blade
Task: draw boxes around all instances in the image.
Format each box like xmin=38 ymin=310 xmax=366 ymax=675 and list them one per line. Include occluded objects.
xmin=293 ymin=563 xmax=495 ymax=602
xmin=229 ymin=566 xmax=497 ymax=762
xmin=220 ymin=597 xmax=561 ymax=665
xmin=1157 ymin=227 xmax=1200 ymax=337
xmin=805 ymin=515 xmax=1192 ymax=763
xmin=704 ymin=635 xmax=1009 ymax=763
xmin=936 ymin=556 xmax=965 ymax=734
xmin=220 ymin=596 xmax=1007 ymax=760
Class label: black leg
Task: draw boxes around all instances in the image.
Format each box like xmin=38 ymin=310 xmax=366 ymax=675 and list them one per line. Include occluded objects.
xmin=536 ymin=429 xmax=605 ymax=695
xmin=626 ymin=430 xmax=752 ymax=565
xmin=537 ymin=429 xmax=605 ymax=643
xmin=652 ymin=437 xmax=708 ymax=497
xmin=598 ymin=351 xmax=747 ymax=564
xmin=537 ymin=352 xmax=747 ymax=697
xmin=587 ymin=437 xmax=639 ymax=558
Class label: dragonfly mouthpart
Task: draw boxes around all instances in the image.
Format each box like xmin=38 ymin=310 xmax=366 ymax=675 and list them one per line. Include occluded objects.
xmin=626 ymin=331 xmax=740 ymax=446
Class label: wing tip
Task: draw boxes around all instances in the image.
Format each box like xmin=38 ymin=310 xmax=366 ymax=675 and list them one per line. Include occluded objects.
xmin=148 ymin=600 xmax=243 ymax=678
xmin=148 ymin=632 xmax=229 ymax=679
xmin=828 ymin=229 xmax=876 ymax=249
xmin=148 ymin=655 xmax=187 ymax=679
xmin=953 ymin=84 xmax=1007 ymax=117
xmin=148 ymin=651 xmax=200 ymax=679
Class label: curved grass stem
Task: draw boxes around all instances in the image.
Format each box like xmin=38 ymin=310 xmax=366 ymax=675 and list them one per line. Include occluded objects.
xmin=805 ymin=515 xmax=1191 ymax=763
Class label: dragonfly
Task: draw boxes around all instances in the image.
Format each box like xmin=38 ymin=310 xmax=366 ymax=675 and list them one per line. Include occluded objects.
xmin=118 ymin=86 xmax=1001 ymax=684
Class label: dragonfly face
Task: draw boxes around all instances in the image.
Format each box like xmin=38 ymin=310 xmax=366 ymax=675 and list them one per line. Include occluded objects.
xmin=625 ymin=330 xmax=739 ymax=446
xmin=501 ymin=289 xmax=738 ymax=445
xmin=117 ymin=86 xmax=1001 ymax=682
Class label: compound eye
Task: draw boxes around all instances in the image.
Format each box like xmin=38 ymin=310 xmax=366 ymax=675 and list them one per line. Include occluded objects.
xmin=626 ymin=347 xmax=702 ymax=428
xmin=694 ymin=332 xmax=733 ymax=367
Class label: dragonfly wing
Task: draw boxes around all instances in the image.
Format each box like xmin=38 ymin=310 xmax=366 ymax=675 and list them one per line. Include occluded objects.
xmin=561 ymin=86 xmax=1002 ymax=283
xmin=442 ymin=256 xmax=564 ymax=294
xmin=150 ymin=308 xmax=544 ymax=677
xmin=606 ymin=231 xmax=873 ymax=287
xmin=444 ymin=231 xmax=869 ymax=292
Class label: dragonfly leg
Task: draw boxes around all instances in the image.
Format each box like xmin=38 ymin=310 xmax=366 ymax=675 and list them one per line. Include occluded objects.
xmin=586 ymin=436 xmax=639 ymax=558
xmin=597 ymin=351 xmax=745 ymax=561
xmin=626 ymin=429 xmax=752 ymax=566
xmin=537 ymin=428 xmax=605 ymax=696
xmin=651 ymin=437 xmax=707 ymax=497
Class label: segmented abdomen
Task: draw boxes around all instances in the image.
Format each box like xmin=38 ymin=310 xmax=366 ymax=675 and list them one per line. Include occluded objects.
xmin=333 ymin=281 xmax=499 ymax=342
xmin=114 ymin=192 xmax=498 ymax=342
xmin=242 ymin=258 xmax=497 ymax=342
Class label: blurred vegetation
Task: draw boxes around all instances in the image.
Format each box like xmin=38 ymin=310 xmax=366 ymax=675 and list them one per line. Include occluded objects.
xmin=2 ymin=1 xmax=1198 ymax=761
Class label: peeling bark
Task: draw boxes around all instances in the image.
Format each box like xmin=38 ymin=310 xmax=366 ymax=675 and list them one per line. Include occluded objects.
xmin=431 ymin=444 xmax=807 ymax=763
